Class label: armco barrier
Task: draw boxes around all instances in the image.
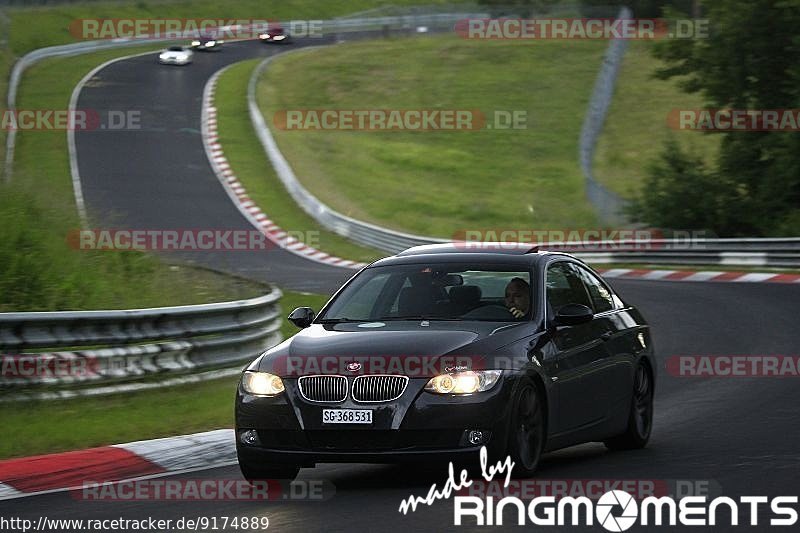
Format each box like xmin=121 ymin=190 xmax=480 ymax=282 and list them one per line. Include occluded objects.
xmin=578 ymin=6 xmax=630 ymax=225
xmin=0 ymin=288 xmax=283 ymax=399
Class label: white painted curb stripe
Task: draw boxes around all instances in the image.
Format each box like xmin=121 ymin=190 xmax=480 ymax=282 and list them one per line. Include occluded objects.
xmin=733 ymin=272 xmax=777 ymax=283
xmin=683 ymin=271 xmax=725 ymax=282
xmin=0 ymin=482 xmax=23 ymax=499
xmin=641 ymin=270 xmax=676 ymax=280
xmin=598 ymin=268 xmax=633 ymax=278
xmin=115 ymin=429 xmax=235 ymax=471
xmin=200 ymin=66 xmax=364 ymax=271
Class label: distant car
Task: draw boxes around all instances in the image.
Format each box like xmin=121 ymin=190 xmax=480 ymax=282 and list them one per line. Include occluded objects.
xmin=191 ymin=35 xmax=223 ymax=51
xmin=258 ymin=26 xmax=292 ymax=44
xmin=235 ymin=243 xmax=656 ymax=481
xmin=158 ymin=45 xmax=193 ymax=65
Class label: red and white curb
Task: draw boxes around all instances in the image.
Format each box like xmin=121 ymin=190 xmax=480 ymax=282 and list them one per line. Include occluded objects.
xmin=202 ymin=67 xmax=367 ymax=270
xmin=0 ymin=429 xmax=236 ymax=500
xmin=595 ymin=268 xmax=800 ymax=284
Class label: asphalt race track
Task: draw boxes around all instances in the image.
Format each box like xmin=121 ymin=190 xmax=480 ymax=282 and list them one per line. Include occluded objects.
xmin=5 ymin=38 xmax=800 ymax=532
xmin=73 ymin=38 xmax=352 ymax=293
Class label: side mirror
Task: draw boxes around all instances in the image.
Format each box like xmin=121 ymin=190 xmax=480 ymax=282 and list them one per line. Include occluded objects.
xmin=555 ymin=304 xmax=594 ymax=326
xmin=288 ymin=307 xmax=315 ymax=328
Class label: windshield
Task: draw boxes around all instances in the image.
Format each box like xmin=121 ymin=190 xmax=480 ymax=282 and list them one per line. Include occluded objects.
xmin=319 ymin=263 xmax=533 ymax=322
xmin=167 ymin=46 xmax=185 ymax=51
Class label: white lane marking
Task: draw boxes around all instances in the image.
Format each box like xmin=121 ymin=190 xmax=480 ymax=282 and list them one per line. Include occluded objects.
xmin=68 ymin=50 xmax=159 ymax=227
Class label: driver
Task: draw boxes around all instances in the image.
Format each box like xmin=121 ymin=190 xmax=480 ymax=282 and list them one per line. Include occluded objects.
xmin=504 ymin=277 xmax=530 ymax=319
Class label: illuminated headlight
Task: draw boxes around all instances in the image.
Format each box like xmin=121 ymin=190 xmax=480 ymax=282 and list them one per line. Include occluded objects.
xmin=425 ymin=370 xmax=502 ymax=394
xmin=159 ymin=53 xmax=169 ymax=60
xmin=241 ymin=371 xmax=285 ymax=395
xmin=273 ymin=35 xmax=286 ymax=40
xmin=206 ymin=40 xmax=216 ymax=46
xmin=259 ymin=33 xmax=269 ymax=39
xmin=191 ymin=40 xmax=200 ymax=46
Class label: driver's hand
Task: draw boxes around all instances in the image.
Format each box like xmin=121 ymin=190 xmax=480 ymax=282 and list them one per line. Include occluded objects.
xmin=509 ymin=307 xmax=525 ymax=318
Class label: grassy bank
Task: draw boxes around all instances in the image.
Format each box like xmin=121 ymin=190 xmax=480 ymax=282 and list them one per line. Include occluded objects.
xmin=214 ymin=59 xmax=383 ymax=263
xmin=592 ymin=41 xmax=720 ymax=198
xmin=0 ymin=45 xmax=271 ymax=311
xmin=6 ymin=0 xmax=462 ymax=55
xmin=259 ymin=36 xmax=608 ymax=237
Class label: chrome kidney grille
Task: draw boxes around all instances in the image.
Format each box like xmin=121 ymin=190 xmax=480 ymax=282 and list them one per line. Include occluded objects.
xmin=298 ymin=375 xmax=348 ymax=403
xmin=352 ymin=375 xmax=409 ymax=403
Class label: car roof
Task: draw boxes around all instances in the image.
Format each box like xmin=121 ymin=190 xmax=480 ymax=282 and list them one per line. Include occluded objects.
xmin=396 ymin=242 xmax=536 ymax=256
xmin=370 ymin=242 xmax=575 ymax=267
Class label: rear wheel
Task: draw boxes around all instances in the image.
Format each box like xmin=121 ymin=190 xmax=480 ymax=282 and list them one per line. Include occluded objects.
xmin=506 ymin=380 xmax=545 ymax=477
xmin=605 ymin=362 xmax=653 ymax=450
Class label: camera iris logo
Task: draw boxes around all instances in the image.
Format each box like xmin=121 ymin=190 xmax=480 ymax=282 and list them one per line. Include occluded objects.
xmin=596 ymin=490 xmax=639 ymax=531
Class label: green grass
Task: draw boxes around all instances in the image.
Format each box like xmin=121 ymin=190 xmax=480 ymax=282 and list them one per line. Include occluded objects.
xmin=214 ymin=59 xmax=383 ymax=263
xmin=0 ymin=290 xmax=330 ymax=459
xmin=592 ymin=40 xmax=720 ymax=198
xmin=1 ymin=44 xmax=271 ymax=311
xmin=259 ymin=36 xmax=608 ymax=238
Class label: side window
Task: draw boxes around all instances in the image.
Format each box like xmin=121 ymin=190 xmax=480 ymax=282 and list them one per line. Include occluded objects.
xmin=574 ymin=266 xmax=615 ymax=313
xmin=546 ymin=262 xmax=591 ymax=313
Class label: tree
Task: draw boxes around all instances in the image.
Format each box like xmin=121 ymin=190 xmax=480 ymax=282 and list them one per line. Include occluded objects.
xmin=629 ymin=0 xmax=800 ymax=236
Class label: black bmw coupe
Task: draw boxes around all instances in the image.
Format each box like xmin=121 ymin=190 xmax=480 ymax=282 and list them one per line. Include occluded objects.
xmin=235 ymin=243 xmax=655 ymax=480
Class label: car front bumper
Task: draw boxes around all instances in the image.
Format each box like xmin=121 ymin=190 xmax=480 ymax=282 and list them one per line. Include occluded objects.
xmin=235 ymin=376 xmax=516 ymax=467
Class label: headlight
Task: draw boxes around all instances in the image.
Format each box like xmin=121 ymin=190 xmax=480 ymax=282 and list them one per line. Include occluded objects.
xmin=191 ymin=40 xmax=200 ymax=46
xmin=259 ymin=33 xmax=269 ymax=39
xmin=241 ymin=371 xmax=285 ymax=395
xmin=207 ymin=40 xmax=216 ymax=46
xmin=425 ymin=370 xmax=502 ymax=394
xmin=273 ymin=35 xmax=286 ymax=40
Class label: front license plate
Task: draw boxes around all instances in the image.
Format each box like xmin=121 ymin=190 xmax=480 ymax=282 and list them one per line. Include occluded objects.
xmin=322 ymin=409 xmax=372 ymax=424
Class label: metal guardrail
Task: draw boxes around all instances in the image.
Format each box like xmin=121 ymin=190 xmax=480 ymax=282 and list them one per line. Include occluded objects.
xmin=247 ymin=49 xmax=447 ymax=254
xmin=6 ymin=9 xmax=800 ymax=263
xmin=578 ymin=6 xmax=629 ymax=225
xmin=0 ymin=288 xmax=283 ymax=398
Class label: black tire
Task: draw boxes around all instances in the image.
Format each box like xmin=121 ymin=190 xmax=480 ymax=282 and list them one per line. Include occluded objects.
xmin=605 ymin=362 xmax=653 ymax=450
xmin=506 ymin=380 xmax=546 ymax=477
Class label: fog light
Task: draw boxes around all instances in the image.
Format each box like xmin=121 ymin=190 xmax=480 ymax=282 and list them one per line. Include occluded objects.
xmin=468 ymin=430 xmax=487 ymax=445
xmin=240 ymin=429 xmax=260 ymax=445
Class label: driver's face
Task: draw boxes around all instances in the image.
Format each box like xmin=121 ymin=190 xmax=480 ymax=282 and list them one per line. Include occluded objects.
xmin=504 ymin=281 xmax=530 ymax=313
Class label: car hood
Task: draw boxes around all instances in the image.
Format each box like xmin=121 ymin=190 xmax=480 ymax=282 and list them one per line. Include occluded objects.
xmin=254 ymin=321 xmax=531 ymax=377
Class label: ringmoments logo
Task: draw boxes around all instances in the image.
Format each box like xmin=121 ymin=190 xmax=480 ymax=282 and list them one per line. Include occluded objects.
xmin=397 ymin=448 xmax=800 ymax=529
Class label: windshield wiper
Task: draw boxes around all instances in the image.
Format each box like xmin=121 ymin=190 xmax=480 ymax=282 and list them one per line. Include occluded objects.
xmin=380 ymin=316 xmax=462 ymax=321
xmin=316 ymin=317 xmax=371 ymax=324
